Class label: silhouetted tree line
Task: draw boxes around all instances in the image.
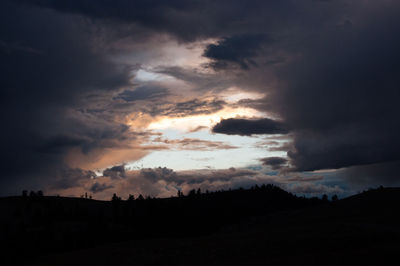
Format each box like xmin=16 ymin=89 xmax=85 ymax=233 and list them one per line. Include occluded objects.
xmin=109 ymin=184 xmax=340 ymax=203
xmin=2 ymin=184 xmax=344 ymax=262
xmin=22 ymin=190 xmax=44 ymax=198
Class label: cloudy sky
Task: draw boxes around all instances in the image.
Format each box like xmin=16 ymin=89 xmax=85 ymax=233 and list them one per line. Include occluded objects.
xmin=1 ymin=0 xmax=399 ymax=199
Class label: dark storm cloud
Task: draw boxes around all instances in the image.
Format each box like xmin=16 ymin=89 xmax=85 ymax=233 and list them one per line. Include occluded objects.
xmin=103 ymin=164 xmax=126 ymax=179
xmin=3 ymin=0 xmax=400 ymax=194
xmin=0 ymin=1 xmax=132 ymax=194
xmin=257 ymin=3 xmax=400 ymax=174
xmin=287 ymin=128 xmax=400 ymax=172
xmin=260 ymin=157 xmax=288 ymax=170
xmin=36 ymin=135 xmax=87 ymax=154
xmin=212 ymin=118 xmax=289 ymax=136
xmin=16 ymin=0 xmax=199 ymax=38
xmin=203 ymin=34 xmax=269 ymax=69
xmin=186 ymin=1 xmax=400 ymax=180
xmin=15 ymin=0 xmax=266 ymax=41
xmin=0 ymin=40 xmax=42 ymax=54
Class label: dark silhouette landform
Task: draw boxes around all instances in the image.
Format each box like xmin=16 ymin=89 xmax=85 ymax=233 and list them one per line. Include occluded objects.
xmin=1 ymin=185 xmax=399 ymax=266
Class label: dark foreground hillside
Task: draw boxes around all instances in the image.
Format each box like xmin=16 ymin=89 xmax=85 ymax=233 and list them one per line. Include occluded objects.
xmin=2 ymin=186 xmax=400 ymax=266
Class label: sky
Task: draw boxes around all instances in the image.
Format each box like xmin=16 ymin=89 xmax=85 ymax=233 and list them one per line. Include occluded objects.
xmin=1 ymin=0 xmax=400 ymax=199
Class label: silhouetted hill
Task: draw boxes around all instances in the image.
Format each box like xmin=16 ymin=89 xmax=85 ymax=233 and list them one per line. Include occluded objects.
xmin=299 ymin=187 xmax=400 ymax=225
xmin=343 ymin=186 xmax=400 ymax=205
xmin=2 ymin=186 xmax=400 ymax=266
xmin=0 ymin=185 xmax=322 ymax=263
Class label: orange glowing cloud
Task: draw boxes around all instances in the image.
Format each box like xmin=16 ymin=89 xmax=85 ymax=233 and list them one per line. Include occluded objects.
xmin=65 ymin=147 xmax=149 ymax=171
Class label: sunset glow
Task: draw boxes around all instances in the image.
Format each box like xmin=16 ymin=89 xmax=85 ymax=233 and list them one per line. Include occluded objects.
xmin=1 ymin=0 xmax=399 ymax=200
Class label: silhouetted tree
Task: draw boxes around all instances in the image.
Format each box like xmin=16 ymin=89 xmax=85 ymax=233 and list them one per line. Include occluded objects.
xmin=332 ymin=194 xmax=338 ymax=201
xmin=188 ymin=189 xmax=196 ymax=197
xmin=112 ymin=193 xmax=121 ymax=202
xmin=22 ymin=190 xmax=28 ymax=197
xmin=111 ymin=193 xmax=121 ymax=220
xmin=137 ymin=194 xmax=144 ymax=200
xmin=29 ymin=191 xmax=36 ymax=197
xmin=37 ymin=190 xmax=44 ymax=197
xmin=196 ymin=188 xmax=201 ymax=195
xmin=322 ymin=194 xmax=328 ymax=202
xmin=127 ymin=194 xmax=135 ymax=201
xmin=177 ymin=190 xmax=184 ymax=197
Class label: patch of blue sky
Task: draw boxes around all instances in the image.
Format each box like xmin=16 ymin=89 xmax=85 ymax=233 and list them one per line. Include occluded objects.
xmin=151 ymin=129 xmax=286 ymax=156
xmin=142 ymin=128 xmax=286 ymax=170
xmin=129 ymin=146 xmax=268 ymax=170
xmin=135 ymin=69 xmax=172 ymax=82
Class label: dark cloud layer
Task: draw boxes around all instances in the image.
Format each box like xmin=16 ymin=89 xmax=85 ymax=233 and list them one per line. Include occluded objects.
xmin=2 ymin=0 xmax=400 ymax=195
xmin=16 ymin=0 xmax=205 ymax=40
xmin=14 ymin=0 xmax=272 ymax=42
xmin=201 ymin=1 xmax=400 ymax=179
xmin=212 ymin=118 xmax=289 ymax=136
xmin=0 ymin=1 xmax=131 ymax=194
xmin=260 ymin=157 xmax=288 ymax=170
xmin=204 ymin=34 xmax=269 ymax=69
xmin=103 ymin=164 xmax=126 ymax=179
xmin=268 ymin=7 xmax=400 ymax=172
